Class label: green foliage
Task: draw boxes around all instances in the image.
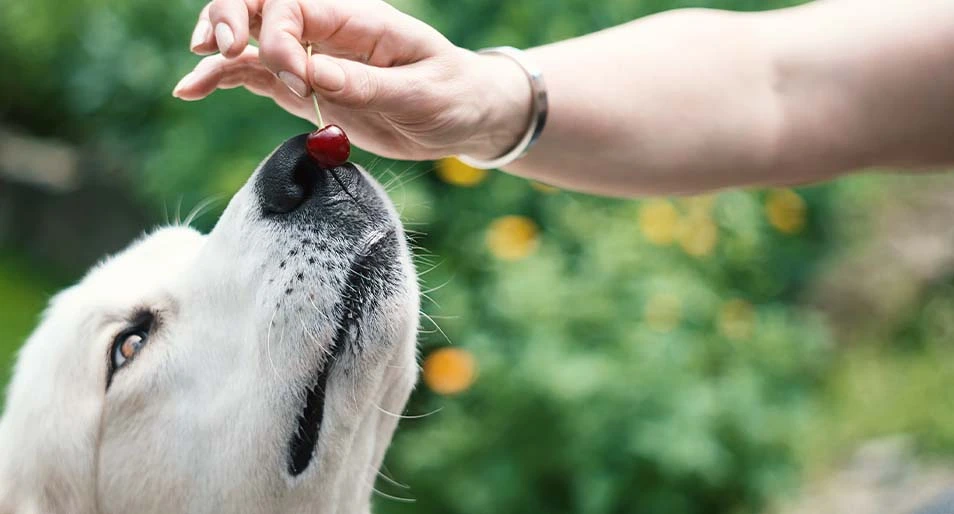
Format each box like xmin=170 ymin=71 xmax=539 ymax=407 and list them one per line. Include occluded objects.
xmin=378 ymin=172 xmax=834 ymax=513
xmin=807 ymin=346 xmax=954 ymax=460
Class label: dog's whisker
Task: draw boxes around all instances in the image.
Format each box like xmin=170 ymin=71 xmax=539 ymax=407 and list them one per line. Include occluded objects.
xmin=415 ymin=262 xmax=444 ymax=279
xmin=300 ymin=310 xmax=337 ymax=363
xmin=396 ymin=170 xmax=412 ymax=220
xmin=363 ymin=462 xmax=415 ymax=503
xmin=376 ymin=465 xmax=411 ymax=490
xmin=302 ymin=315 xmax=335 ymax=360
xmin=174 ymin=196 xmax=184 ymax=226
xmin=419 ymin=292 xmax=442 ymax=309
xmin=421 ymin=314 xmax=459 ymax=320
xmin=382 ymin=161 xmax=415 ymax=186
xmin=183 ymin=195 xmax=224 ymax=228
xmin=382 ymin=166 xmax=431 ymax=197
xmin=420 ymin=276 xmax=454 ymax=295
xmin=395 ymin=200 xmax=433 ymax=220
xmin=412 ymin=255 xmax=440 ymax=267
xmin=370 ymin=484 xmax=416 ymax=504
xmin=296 ymin=315 xmax=323 ymax=351
xmin=363 ymin=155 xmax=384 ymax=175
xmin=375 ymin=164 xmax=411 ymax=218
xmin=413 ymin=259 xmax=437 ymax=270
xmin=419 ymin=311 xmax=452 ymax=345
xmin=392 ymin=166 xmax=433 ymax=192
xmin=412 ymin=258 xmax=437 ymax=268
xmin=265 ymin=308 xmax=282 ymax=380
xmin=408 ymin=243 xmax=436 ymax=254
xmin=377 ymin=161 xmax=407 ymax=191
xmin=380 ymin=161 xmax=422 ymax=192
xmin=305 ymin=294 xmax=325 ymax=320
xmin=373 ymin=403 xmax=442 ymax=420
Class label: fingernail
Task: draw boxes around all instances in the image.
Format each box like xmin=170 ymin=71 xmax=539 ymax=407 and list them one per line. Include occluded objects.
xmin=172 ymin=72 xmax=198 ymax=97
xmin=312 ymin=58 xmax=346 ymax=91
xmin=190 ymin=20 xmax=212 ymax=51
xmin=278 ymin=71 xmax=309 ymax=98
xmin=215 ymin=23 xmax=234 ymax=55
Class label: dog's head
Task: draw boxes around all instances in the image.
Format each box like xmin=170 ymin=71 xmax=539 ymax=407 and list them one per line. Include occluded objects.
xmin=0 ymin=134 xmax=420 ymax=514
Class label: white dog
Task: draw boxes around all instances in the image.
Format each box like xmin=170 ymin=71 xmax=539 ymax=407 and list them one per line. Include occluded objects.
xmin=0 ymin=134 xmax=421 ymax=514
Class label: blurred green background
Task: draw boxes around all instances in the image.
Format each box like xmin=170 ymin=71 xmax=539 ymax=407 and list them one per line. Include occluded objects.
xmin=2 ymin=0 xmax=954 ymax=513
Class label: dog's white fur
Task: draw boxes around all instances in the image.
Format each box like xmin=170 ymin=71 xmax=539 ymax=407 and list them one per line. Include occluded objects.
xmin=0 ymin=153 xmax=420 ymax=514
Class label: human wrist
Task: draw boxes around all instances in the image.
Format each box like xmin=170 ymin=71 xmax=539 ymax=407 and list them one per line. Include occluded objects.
xmin=455 ymin=49 xmax=534 ymax=161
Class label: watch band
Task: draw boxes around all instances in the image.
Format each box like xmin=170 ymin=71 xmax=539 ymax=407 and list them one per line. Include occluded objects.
xmin=457 ymin=46 xmax=549 ymax=170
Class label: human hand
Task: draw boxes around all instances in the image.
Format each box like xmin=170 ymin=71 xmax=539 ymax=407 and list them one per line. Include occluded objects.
xmin=172 ymin=0 xmax=531 ymax=161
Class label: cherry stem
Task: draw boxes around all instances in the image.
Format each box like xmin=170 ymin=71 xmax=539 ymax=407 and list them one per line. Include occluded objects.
xmin=306 ymin=43 xmax=325 ymax=128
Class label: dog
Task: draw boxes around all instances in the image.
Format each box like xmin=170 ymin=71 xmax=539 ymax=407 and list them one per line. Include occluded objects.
xmin=0 ymin=134 xmax=421 ymax=514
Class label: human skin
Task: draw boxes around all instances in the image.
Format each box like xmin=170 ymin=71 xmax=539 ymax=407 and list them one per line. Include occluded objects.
xmin=174 ymin=0 xmax=954 ymax=197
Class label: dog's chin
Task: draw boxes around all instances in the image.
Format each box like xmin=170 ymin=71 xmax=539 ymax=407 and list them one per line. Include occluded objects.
xmin=286 ymin=229 xmax=398 ymax=477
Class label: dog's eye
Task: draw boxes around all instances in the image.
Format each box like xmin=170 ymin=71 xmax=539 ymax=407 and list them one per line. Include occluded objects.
xmin=112 ymin=331 xmax=148 ymax=370
xmin=106 ymin=312 xmax=155 ymax=389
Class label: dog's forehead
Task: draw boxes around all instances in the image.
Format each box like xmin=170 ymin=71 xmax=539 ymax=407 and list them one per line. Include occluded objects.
xmin=90 ymin=226 xmax=204 ymax=283
xmin=52 ymin=226 xmax=206 ymax=317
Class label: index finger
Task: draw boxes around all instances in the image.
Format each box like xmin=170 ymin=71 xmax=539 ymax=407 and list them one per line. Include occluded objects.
xmin=257 ymin=0 xmax=312 ymax=96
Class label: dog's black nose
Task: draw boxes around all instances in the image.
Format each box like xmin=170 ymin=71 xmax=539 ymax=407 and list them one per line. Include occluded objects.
xmin=257 ymin=134 xmax=323 ymax=214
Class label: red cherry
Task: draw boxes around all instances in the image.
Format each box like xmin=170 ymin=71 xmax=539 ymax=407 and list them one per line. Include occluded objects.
xmin=306 ymin=124 xmax=351 ymax=168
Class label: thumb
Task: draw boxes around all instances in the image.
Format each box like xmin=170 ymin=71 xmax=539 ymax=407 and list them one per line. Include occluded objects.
xmin=308 ymin=54 xmax=412 ymax=111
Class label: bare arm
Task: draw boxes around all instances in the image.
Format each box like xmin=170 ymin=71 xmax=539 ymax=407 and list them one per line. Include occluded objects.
xmin=474 ymin=0 xmax=954 ymax=196
xmin=177 ymin=0 xmax=954 ymax=197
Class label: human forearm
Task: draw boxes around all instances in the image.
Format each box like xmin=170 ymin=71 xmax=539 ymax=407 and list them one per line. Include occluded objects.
xmin=471 ymin=1 xmax=954 ymax=196
xmin=760 ymin=0 xmax=954 ymax=178
xmin=470 ymin=9 xmax=784 ymax=196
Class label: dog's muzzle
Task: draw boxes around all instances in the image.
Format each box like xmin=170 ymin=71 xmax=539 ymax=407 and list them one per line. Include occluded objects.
xmin=251 ymin=133 xmax=400 ymax=477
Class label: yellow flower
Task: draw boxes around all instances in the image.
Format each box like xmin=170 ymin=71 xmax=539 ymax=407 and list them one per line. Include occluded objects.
xmin=678 ymin=194 xmax=717 ymax=217
xmin=639 ymin=199 xmax=680 ymax=245
xmin=486 ymin=215 xmax=540 ymax=261
xmin=436 ymin=158 xmax=488 ymax=187
xmin=717 ymin=299 xmax=755 ymax=341
xmin=765 ymin=189 xmax=806 ymax=234
xmin=644 ymin=293 xmax=682 ymax=333
xmin=423 ymin=347 xmax=477 ymax=395
xmin=676 ymin=216 xmax=718 ymax=257
xmin=530 ymin=181 xmax=560 ymax=194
